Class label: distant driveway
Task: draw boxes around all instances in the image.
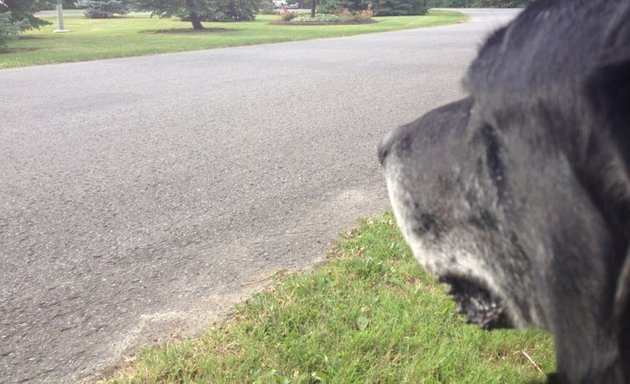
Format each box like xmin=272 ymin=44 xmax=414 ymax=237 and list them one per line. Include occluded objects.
xmin=0 ymin=8 xmax=520 ymax=383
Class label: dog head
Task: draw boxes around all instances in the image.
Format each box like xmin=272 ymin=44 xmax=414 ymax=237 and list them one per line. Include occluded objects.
xmin=379 ymin=96 xmax=530 ymax=330
xmin=379 ymin=1 xmax=630 ymax=382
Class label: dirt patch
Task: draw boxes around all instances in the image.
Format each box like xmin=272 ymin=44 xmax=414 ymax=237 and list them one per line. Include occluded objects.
xmin=0 ymin=47 xmax=39 ymax=53
xmin=15 ymin=35 xmax=45 ymax=40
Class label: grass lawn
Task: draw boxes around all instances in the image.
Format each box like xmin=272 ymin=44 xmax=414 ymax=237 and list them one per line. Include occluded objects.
xmin=109 ymin=213 xmax=555 ymax=383
xmin=0 ymin=10 xmax=466 ymax=69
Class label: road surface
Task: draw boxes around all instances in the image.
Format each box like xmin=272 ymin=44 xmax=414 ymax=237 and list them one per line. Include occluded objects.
xmin=0 ymin=9 xmax=520 ymax=383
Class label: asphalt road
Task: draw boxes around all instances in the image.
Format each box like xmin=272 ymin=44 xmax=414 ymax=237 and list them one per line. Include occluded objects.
xmin=0 ymin=9 xmax=520 ymax=383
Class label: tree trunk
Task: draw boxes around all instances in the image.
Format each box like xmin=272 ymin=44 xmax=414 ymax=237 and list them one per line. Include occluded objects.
xmin=189 ymin=11 xmax=204 ymax=30
xmin=311 ymin=0 xmax=316 ymax=18
xmin=185 ymin=0 xmax=204 ymax=30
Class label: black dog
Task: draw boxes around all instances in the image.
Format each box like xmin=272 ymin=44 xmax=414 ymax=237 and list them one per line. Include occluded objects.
xmin=378 ymin=1 xmax=629 ymax=382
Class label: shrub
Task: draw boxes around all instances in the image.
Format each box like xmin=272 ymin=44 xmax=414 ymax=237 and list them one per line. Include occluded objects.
xmin=259 ymin=0 xmax=275 ymax=14
xmin=371 ymin=0 xmax=427 ymax=16
xmin=275 ymin=8 xmax=373 ymax=23
xmin=288 ymin=13 xmax=343 ymax=22
xmin=318 ymin=0 xmax=425 ymax=16
xmin=279 ymin=11 xmax=297 ymax=20
xmin=338 ymin=6 xmax=373 ymax=21
xmin=76 ymin=0 xmax=129 ymax=18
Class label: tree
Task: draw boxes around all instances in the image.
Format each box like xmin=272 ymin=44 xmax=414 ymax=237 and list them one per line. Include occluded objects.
xmin=0 ymin=0 xmax=51 ymax=31
xmin=131 ymin=0 xmax=257 ymax=28
xmin=210 ymin=0 xmax=257 ymax=21
xmin=182 ymin=0 xmax=258 ymax=21
xmin=0 ymin=0 xmax=51 ymax=49
xmin=130 ymin=0 xmax=210 ymax=29
xmin=0 ymin=11 xmax=20 ymax=49
xmin=61 ymin=0 xmax=79 ymax=8
xmin=75 ymin=0 xmax=129 ymax=18
xmin=317 ymin=0 xmax=367 ymax=13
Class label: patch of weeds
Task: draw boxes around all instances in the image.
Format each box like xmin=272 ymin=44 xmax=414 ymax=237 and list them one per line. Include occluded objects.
xmin=273 ymin=8 xmax=376 ymax=25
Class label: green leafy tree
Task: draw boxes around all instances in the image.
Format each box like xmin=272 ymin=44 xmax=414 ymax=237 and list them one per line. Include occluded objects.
xmin=182 ymin=0 xmax=258 ymax=21
xmin=76 ymin=0 xmax=129 ymax=18
xmin=131 ymin=0 xmax=257 ymax=28
xmin=130 ymin=0 xmax=211 ymax=29
xmin=0 ymin=0 xmax=51 ymax=31
xmin=207 ymin=0 xmax=257 ymax=21
xmin=317 ymin=0 xmax=367 ymax=13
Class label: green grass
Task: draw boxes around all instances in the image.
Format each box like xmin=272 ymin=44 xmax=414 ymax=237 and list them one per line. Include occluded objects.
xmin=0 ymin=10 xmax=466 ymax=69
xmin=109 ymin=213 xmax=555 ymax=383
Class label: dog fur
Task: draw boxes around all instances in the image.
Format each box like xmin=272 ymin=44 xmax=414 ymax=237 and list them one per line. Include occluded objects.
xmin=378 ymin=1 xmax=630 ymax=382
